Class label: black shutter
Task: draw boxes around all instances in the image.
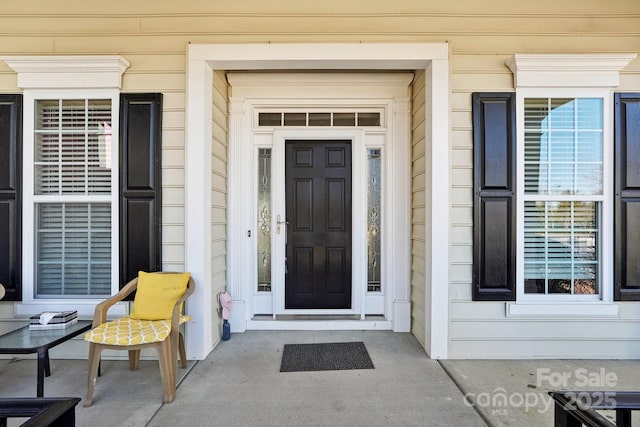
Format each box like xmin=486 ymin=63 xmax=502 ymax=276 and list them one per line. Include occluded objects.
xmin=472 ymin=93 xmax=516 ymax=301
xmin=0 ymin=95 xmax=22 ymax=301
xmin=615 ymin=93 xmax=640 ymax=301
xmin=120 ymin=93 xmax=162 ymax=288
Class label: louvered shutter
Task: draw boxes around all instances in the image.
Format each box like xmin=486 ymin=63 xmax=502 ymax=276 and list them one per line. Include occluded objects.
xmin=472 ymin=93 xmax=517 ymax=301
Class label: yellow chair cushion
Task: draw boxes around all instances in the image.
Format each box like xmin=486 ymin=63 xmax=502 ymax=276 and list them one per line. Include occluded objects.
xmin=84 ymin=317 xmax=171 ymax=346
xmin=130 ymin=271 xmax=190 ymax=320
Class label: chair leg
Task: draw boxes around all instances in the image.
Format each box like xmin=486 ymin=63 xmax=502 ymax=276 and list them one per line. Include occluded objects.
xmin=128 ymin=350 xmax=141 ymax=370
xmin=157 ymin=341 xmax=176 ymax=403
xmin=170 ymin=332 xmax=180 ymax=390
xmin=179 ymin=331 xmax=187 ymax=369
xmin=84 ymin=343 xmax=103 ymax=407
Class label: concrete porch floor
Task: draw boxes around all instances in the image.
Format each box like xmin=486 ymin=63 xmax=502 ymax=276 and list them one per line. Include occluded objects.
xmin=1 ymin=330 xmax=639 ymax=426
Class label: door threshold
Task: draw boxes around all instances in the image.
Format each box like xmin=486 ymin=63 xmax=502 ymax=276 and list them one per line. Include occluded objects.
xmin=246 ymin=315 xmax=392 ymax=330
xmin=274 ymin=314 xmax=363 ymax=321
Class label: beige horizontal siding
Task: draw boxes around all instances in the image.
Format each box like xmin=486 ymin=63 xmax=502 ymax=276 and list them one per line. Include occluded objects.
xmin=410 ymin=69 xmax=426 ymax=347
xmin=1 ymin=15 xmax=639 ymax=35
xmin=3 ymin=37 xmax=640 ymax=59
xmin=450 ymin=339 xmax=640 ymax=360
xmin=451 ymin=205 xmax=472 ymax=224
xmin=449 ymin=300 xmax=640 ymax=359
xmin=3 ymin=0 xmax=639 ymax=14
xmin=211 ymin=69 xmax=229 ymax=344
xmin=620 ymin=74 xmax=640 ymax=91
xmin=0 ymin=1 xmax=637 ymax=53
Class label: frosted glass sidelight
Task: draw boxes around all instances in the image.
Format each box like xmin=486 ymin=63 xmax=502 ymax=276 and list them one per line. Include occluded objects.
xmin=367 ymin=149 xmax=382 ymax=292
xmin=257 ymin=148 xmax=272 ymax=292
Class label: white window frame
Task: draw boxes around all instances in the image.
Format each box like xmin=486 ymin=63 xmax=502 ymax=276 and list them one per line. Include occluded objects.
xmin=515 ymin=88 xmax=613 ymax=304
xmin=1 ymin=55 xmax=129 ymax=316
xmin=505 ymin=53 xmax=636 ymax=317
xmin=23 ymin=89 xmax=120 ymax=304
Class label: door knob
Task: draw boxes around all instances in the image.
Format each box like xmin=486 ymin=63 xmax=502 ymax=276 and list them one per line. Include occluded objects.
xmin=276 ymin=215 xmax=289 ymax=234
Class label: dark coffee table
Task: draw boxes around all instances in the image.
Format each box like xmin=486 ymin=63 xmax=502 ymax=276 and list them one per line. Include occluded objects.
xmin=0 ymin=320 xmax=92 ymax=397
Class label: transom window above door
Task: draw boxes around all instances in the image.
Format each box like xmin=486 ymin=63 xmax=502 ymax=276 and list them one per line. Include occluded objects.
xmin=257 ymin=111 xmax=382 ymax=127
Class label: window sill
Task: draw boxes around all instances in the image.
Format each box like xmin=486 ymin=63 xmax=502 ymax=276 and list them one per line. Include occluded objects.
xmin=15 ymin=301 xmax=129 ymax=318
xmin=506 ymin=302 xmax=619 ymax=318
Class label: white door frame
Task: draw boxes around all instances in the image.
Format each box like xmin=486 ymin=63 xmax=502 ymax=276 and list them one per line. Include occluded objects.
xmin=272 ymin=128 xmax=366 ymax=317
xmin=185 ymin=43 xmax=450 ymax=360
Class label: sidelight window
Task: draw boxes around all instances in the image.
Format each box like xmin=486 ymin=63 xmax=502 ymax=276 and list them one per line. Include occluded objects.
xmin=257 ymin=148 xmax=272 ymax=292
xmin=367 ymin=148 xmax=382 ymax=292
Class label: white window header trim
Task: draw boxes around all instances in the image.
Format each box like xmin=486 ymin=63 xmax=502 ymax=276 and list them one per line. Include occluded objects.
xmin=506 ymin=54 xmax=636 ymax=89
xmin=1 ymin=55 xmax=129 ymax=89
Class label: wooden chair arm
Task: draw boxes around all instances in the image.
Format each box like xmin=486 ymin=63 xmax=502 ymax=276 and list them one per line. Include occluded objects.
xmin=92 ymin=277 xmax=139 ymax=328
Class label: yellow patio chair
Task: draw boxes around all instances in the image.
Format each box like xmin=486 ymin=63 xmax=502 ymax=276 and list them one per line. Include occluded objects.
xmin=83 ymin=271 xmax=195 ymax=407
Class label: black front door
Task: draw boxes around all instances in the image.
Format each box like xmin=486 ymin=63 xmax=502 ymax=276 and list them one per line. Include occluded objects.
xmin=285 ymin=140 xmax=352 ymax=309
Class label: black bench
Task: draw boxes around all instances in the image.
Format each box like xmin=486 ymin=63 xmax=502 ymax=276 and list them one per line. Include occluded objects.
xmin=549 ymin=391 xmax=640 ymax=427
xmin=0 ymin=398 xmax=81 ymax=427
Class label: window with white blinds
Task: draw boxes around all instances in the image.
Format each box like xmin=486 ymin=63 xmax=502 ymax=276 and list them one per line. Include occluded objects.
xmin=36 ymin=203 xmax=111 ymax=296
xmin=35 ymin=100 xmax=112 ymax=195
xmin=34 ymin=99 xmax=113 ymax=297
xmin=522 ymin=98 xmax=603 ymax=296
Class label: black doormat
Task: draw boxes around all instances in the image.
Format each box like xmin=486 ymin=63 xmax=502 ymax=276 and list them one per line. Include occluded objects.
xmin=280 ymin=342 xmax=374 ymax=372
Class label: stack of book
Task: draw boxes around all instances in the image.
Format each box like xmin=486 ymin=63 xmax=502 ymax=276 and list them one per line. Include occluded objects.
xmin=29 ymin=311 xmax=78 ymax=330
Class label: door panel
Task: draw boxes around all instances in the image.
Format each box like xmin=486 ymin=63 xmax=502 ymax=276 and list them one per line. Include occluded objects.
xmin=294 ymin=179 xmax=313 ymax=230
xmin=285 ymin=140 xmax=352 ymax=309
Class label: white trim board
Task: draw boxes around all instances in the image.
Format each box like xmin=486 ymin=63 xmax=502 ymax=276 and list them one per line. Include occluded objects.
xmin=246 ymin=318 xmax=393 ymax=331
xmin=185 ymin=43 xmax=450 ymax=360
xmin=506 ymin=54 xmax=636 ymax=88
xmin=2 ymin=55 xmax=129 ymax=89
